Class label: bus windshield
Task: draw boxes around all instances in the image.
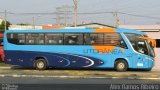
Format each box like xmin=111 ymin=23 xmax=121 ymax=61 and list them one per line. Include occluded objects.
xmin=125 ymin=33 xmax=155 ymax=57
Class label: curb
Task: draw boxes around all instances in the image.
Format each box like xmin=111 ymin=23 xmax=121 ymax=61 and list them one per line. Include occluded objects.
xmin=0 ymin=67 xmax=11 ymax=69
xmin=0 ymin=74 xmax=160 ymax=80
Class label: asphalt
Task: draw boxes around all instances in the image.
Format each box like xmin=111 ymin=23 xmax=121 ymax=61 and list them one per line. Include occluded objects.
xmin=0 ymin=66 xmax=160 ymax=90
xmin=0 ymin=78 xmax=160 ymax=90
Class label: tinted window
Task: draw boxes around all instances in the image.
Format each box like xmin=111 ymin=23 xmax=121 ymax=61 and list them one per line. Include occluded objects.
xmin=64 ymin=34 xmax=83 ymax=45
xmin=7 ymin=32 xmax=125 ymax=47
xmin=18 ymin=34 xmax=25 ymax=44
xmin=26 ymin=33 xmax=44 ymax=45
xmin=84 ymin=33 xmax=125 ymax=47
xmin=104 ymin=33 xmax=120 ymax=46
xmin=90 ymin=33 xmax=103 ymax=45
xmin=45 ymin=34 xmax=63 ymax=45
xmin=7 ymin=33 xmax=25 ymax=45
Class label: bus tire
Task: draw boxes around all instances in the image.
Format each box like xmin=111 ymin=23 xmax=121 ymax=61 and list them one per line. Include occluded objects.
xmin=115 ymin=60 xmax=128 ymax=72
xmin=0 ymin=56 xmax=2 ymax=63
xmin=34 ymin=59 xmax=47 ymax=70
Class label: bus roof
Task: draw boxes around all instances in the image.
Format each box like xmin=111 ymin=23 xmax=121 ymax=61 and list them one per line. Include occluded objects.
xmin=5 ymin=28 xmax=146 ymax=35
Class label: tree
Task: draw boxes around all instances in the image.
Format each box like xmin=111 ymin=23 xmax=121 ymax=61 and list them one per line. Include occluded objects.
xmin=17 ymin=23 xmax=31 ymax=26
xmin=0 ymin=20 xmax=11 ymax=33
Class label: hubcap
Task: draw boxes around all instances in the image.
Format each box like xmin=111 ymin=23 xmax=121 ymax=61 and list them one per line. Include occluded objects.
xmin=37 ymin=61 xmax=44 ymax=69
xmin=118 ymin=62 xmax=125 ymax=69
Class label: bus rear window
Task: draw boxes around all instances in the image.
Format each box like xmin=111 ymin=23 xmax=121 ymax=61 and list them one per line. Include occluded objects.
xmin=7 ymin=33 xmax=25 ymax=45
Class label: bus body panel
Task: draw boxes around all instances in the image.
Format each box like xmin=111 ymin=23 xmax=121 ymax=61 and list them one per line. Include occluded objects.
xmin=4 ymin=28 xmax=154 ymax=70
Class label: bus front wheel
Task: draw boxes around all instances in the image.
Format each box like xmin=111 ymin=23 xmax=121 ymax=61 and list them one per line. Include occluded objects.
xmin=115 ymin=60 xmax=128 ymax=72
xmin=34 ymin=59 xmax=47 ymax=70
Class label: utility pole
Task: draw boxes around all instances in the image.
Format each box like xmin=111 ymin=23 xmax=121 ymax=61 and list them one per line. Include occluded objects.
xmin=64 ymin=5 xmax=68 ymax=26
xmin=73 ymin=0 xmax=78 ymax=27
xmin=32 ymin=16 xmax=35 ymax=29
xmin=56 ymin=7 xmax=62 ymax=26
xmin=124 ymin=17 xmax=126 ymax=25
xmin=113 ymin=11 xmax=120 ymax=27
xmin=56 ymin=5 xmax=72 ymax=26
xmin=62 ymin=5 xmax=72 ymax=26
xmin=4 ymin=10 xmax=7 ymax=31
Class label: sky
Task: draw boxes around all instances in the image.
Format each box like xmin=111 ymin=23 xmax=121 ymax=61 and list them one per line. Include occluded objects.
xmin=0 ymin=0 xmax=160 ymax=26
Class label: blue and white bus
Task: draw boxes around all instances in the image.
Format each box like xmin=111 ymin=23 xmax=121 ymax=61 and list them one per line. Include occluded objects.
xmin=4 ymin=28 xmax=156 ymax=71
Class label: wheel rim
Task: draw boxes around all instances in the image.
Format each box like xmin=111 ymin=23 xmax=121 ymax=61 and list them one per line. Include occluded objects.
xmin=118 ymin=62 xmax=125 ymax=70
xmin=37 ymin=61 xmax=45 ymax=69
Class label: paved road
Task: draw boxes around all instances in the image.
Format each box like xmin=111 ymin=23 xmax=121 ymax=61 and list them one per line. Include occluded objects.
xmin=0 ymin=77 xmax=160 ymax=84
xmin=0 ymin=65 xmax=160 ymax=90
xmin=0 ymin=77 xmax=160 ymax=90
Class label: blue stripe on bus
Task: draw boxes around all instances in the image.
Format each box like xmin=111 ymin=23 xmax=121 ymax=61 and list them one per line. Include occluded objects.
xmin=5 ymin=50 xmax=104 ymax=68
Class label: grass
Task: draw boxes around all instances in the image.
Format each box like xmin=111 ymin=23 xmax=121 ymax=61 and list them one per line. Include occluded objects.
xmin=0 ymin=62 xmax=11 ymax=67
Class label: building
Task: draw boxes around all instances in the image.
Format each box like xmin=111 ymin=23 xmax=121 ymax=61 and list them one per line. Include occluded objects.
xmin=119 ymin=25 xmax=160 ymax=39
xmin=119 ymin=25 xmax=160 ymax=48
xmin=42 ymin=25 xmax=64 ymax=29
xmin=9 ymin=25 xmax=42 ymax=30
xmin=75 ymin=23 xmax=115 ymax=28
xmin=9 ymin=25 xmax=65 ymax=30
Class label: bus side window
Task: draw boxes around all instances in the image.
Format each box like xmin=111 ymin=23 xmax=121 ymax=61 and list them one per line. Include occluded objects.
xmin=26 ymin=33 xmax=45 ymax=45
xmin=26 ymin=34 xmax=35 ymax=44
xmin=38 ymin=34 xmax=45 ymax=45
xmin=84 ymin=34 xmax=93 ymax=45
xmin=45 ymin=34 xmax=63 ymax=45
xmin=18 ymin=34 xmax=25 ymax=45
xmin=64 ymin=34 xmax=83 ymax=45
xmin=104 ymin=33 xmax=121 ymax=46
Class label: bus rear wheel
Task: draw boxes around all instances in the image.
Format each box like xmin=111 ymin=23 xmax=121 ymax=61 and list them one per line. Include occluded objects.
xmin=34 ymin=59 xmax=47 ymax=70
xmin=115 ymin=60 xmax=128 ymax=72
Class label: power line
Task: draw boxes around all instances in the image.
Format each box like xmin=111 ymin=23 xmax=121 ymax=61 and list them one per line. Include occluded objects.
xmin=117 ymin=12 xmax=160 ymax=19
xmin=1 ymin=11 xmax=160 ymax=20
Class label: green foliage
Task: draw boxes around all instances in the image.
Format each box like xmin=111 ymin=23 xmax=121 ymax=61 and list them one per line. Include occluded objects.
xmin=17 ymin=23 xmax=31 ymax=26
xmin=0 ymin=25 xmax=5 ymax=33
xmin=0 ymin=21 xmax=11 ymax=33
